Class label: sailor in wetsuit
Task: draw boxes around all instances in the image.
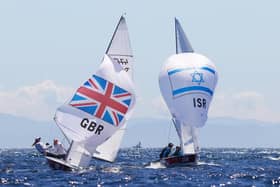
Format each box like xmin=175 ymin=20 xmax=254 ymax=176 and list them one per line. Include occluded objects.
xmin=159 ymin=143 xmax=174 ymax=159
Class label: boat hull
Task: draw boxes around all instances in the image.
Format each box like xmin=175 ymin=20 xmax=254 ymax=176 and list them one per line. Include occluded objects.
xmin=161 ymin=154 xmax=197 ymax=167
xmin=46 ymin=156 xmax=78 ymax=171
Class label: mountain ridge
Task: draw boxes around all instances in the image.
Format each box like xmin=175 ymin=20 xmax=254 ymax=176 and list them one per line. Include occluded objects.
xmin=0 ymin=113 xmax=279 ymax=148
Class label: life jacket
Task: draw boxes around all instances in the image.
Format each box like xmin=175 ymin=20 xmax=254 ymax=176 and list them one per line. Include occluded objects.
xmin=159 ymin=147 xmax=168 ymax=158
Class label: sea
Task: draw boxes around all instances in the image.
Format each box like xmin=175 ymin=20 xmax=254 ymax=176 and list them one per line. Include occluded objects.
xmin=1 ymin=148 xmax=280 ymax=186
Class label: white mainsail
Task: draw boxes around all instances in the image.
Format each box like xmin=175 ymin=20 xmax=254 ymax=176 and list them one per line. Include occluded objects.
xmin=55 ymin=54 xmax=136 ymax=168
xmin=106 ymin=16 xmax=133 ymax=77
xmin=175 ymin=18 xmax=193 ymax=54
xmin=93 ymin=16 xmax=134 ymax=162
xmin=159 ymin=18 xmax=218 ymax=155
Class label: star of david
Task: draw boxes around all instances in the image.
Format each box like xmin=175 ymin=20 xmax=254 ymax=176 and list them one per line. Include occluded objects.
xmin=191 ymin=71 xmax=204 ymax=85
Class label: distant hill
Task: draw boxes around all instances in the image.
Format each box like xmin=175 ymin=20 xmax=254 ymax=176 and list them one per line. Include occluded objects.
xmin=200 ymin=117 xmax=280 ymax=148
xmin=0 ymin=113 xmax=280 ymax=148
xmin=123 ymin=117 xmax=280 ymax=148
xmin=0 ymin=113 xmax=63 ymax=149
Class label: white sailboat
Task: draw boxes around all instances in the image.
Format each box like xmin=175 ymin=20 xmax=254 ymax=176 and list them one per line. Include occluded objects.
xmin=46 ymin=16 xmax=136 ymax=170
xmin=158 ymin=18 xmax=218 ymax=167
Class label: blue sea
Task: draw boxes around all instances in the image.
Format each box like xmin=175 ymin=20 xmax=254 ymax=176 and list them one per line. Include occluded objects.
xmin=1 ymin=148 xmax=280 ymax=186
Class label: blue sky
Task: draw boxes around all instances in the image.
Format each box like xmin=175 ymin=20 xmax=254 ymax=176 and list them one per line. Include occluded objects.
xmin=0 ymin=0 xmax=280 ymax=123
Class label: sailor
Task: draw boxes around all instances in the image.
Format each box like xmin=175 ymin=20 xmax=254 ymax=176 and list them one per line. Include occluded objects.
xmin=172 ymin=146 xmax=183 ymax=157
xmin=159 ymin=142 xmax=174 ymax=159
xmin=49 ymin=139 xmax=67 ymax=159
xmin=32 ymin=137 xmax=47 ymax=154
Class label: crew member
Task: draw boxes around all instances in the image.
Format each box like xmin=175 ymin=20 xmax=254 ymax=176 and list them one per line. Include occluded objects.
xmin=32 ymin=137 xmax=47 ymax=154
xmin=172 ymin=146 xmax=183 ymax=157
xmin=49 ymin=139 xmax=67 ymax=159
xmin=159 ymin=143 xmax=174 ymax=159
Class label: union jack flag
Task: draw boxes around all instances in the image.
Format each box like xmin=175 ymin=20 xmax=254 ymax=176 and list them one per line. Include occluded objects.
xmin=70 ymin=74 xmax=132 ymax=126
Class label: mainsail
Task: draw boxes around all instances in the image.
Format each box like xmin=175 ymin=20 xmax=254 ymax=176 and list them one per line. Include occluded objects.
xmin=106 ymin=16 xmax=133 ymax=77
xmin=159 ymin=18 xmax=218 ymax=155
xmin=54 ymin=34 xmax=136 ymax=167
xmin=93 ymin=16 xmax=134 ymax=162
xmin=175 ymin=18 xmax=193 ymax=54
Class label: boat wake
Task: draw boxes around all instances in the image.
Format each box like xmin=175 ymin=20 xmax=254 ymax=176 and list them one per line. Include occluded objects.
xmin=144 ymin=161 xmax=166 ymax=169
xmin=76 ymin=166 xmax=96 ymax=174
xmin=101 ymin=166 xmax=122 ymax=173
xmin=197 ymin=161 xmax=220 ymax=167
xmin=266 ymin=156 xmax=280 ymax=161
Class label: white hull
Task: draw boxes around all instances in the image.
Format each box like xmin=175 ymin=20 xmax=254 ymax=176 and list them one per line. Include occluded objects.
xmin=46 ymin=156 xmax=79 ymax=171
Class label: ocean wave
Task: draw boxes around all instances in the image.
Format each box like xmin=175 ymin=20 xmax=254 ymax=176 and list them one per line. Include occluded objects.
xmin=101 ymin=166 xmax=122 ymax=173
xmin=266 ymin=156 xmax=280 ymax=161
xmin=197 ymin=161 xmax=221 ymax=166
xmin=0 ymin=148 xmax=279 ymax=186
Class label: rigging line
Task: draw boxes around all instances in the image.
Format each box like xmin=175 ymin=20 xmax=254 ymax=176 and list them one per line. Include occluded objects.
xmin=48 ymin=120 xmax=54 ymax=144
xmin=53 ymin=117 xmax=71 ymax=147
xmin=167 ymin=119 xmax=173 ymax=144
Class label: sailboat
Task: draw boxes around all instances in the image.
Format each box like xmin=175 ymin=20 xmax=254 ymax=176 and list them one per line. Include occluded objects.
xmin=158 ymin=18 xmax=218 ymax=167
xmin=46 ymin=16 xmax=136 ymax=170
xmin=132 ymin=141 xmax=142 ymax=149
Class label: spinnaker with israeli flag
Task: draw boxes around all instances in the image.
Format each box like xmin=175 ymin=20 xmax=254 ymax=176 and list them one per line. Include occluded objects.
xmin=46 ymin=16 xmax=136 ymax=170
xmin=158 ymin=18 xmax=218 ymax=167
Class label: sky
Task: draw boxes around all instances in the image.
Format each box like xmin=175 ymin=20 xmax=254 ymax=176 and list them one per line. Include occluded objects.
xmin=0 ymin=0 xmax=280 ymax=125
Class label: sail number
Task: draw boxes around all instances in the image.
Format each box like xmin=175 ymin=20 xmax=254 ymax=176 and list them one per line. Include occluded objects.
xmin=113 ymin=58 xmax=128 ymax=65
xmin=113 ymin=58 xmax=130 ymax=72
xmin=80 ymin=118 xmax=104 ymax=135
xmin=193 ymin=97 xmax=206 ymax=109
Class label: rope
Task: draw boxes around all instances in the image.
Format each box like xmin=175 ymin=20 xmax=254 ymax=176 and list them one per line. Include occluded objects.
xmin=167 ymin=119 xmax=172 ymax=144
xmin=48 ymin=122 xmax=54 ymax=144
